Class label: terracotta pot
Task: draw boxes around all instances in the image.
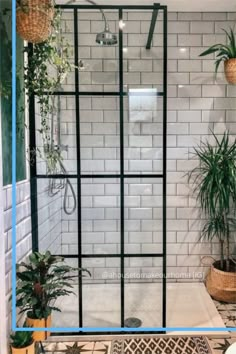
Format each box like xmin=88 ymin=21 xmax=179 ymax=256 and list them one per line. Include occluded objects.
xmin=16 ymin=0 xmax=54 ymax=43
xmin=11 ymin=341 xmax=35 ymax=354
xmin=26 ymin=315 xmax=51 ymax=341
xmin=206 ymin=261 xmax=236 ymax=303
xmin=224 ymin=58 xmax=236 ymax=84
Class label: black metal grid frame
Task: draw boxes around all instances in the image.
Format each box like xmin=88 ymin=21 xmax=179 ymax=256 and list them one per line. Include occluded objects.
xmin=29 ymin=3 xmax=167 ymax=335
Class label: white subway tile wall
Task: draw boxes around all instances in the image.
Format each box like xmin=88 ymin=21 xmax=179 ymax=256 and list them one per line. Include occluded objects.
xmin=3 ymin=181 xmax=32 ymax=329
xmin=34 ymin=11 xmax=236 ymax=283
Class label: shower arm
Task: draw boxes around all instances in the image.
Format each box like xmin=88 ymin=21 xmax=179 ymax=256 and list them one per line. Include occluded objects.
xmin=66 ymin=0 xmax=109 ymax=30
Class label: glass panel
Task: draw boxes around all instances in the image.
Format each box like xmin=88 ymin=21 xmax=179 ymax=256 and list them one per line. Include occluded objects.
xmin=81 ymin=178 xmax=120 ymax=255
xmin=37 ymin=178 xmax=63 ymax=254
xmin=123 ymin=10 xmax=164 ymax=93
xmin=124 ymin=257 xmax=163 ymax=328
xmin=124 ymin=96 xmax=163 ymax=174
xmin=80 ymin=96 xmax=120 ymax=174
xmin=52 ymin=258 xmax=80 ymax=328
xmin=61 ymin=179 xmax=78 ymax=255
xmin=37 ymin=178 xmax=78 ymax=255
xmin=35 ymin=95 xmax=77 ymax=175
xmin=78 ymin=10 xmax=119 ymax=92
xmin=82 ymin=257 xmax=121 ymax=327
xmin=124 ymin=178 xmax=163 ymax=254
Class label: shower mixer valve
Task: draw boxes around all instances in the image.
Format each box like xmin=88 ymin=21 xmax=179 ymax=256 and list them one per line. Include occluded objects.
xmin=58 ymin=144 xmax=68 ymax=152
xmin=53 ymin=144 xmax=68 ymax=153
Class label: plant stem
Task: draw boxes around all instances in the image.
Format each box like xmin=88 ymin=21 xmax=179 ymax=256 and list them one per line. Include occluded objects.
xmin=226 ymin=231 xmax=230 ymax=272
xmin=220 ymin=239 xmax=224 ymax=270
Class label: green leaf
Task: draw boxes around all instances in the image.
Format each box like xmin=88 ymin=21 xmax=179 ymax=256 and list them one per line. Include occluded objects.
xmin=199 ymin=44 xmax=221 ymax=56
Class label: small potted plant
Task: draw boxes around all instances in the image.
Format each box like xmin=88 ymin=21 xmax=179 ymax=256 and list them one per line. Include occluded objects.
xmin=200 ymin=27 xmax=236 ymax=84
xmin=16 ymin=0 xmax=54 ymax=43
xmin=10 ymin=325 xmax=34 ymax=354
xmin=16 ymin=251 xmax=90 ymax=340
xmin=189 ymin=132 xmax=236 ymax=303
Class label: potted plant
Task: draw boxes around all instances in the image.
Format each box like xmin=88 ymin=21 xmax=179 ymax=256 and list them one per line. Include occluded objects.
xmin=10 ymin=325 xmax=34 ymax=354
xmin=15 ymin=251 xmax=90 ymax=340
xmin=200 ymin=27 xmax=236 ymax=84
xmin=189 ymin=131 xmax=236 ymax=303
xmin=16 ymin=0 xmax=54 ymax=43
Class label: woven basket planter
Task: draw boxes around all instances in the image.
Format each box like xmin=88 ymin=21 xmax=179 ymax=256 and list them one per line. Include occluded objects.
xmin=206 ymin=261 xmax=236 ymax=303
xmin=224 ymin=58 xmax=236 ymax=84
xmin=16 ymin=0 xmax=54 ymax=43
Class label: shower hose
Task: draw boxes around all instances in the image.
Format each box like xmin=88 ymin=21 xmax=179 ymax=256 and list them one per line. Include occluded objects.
xmin=59 ymin=161 xmax=77 ymax=215
xmin=48 ymin=96 xmax=77 ymax=215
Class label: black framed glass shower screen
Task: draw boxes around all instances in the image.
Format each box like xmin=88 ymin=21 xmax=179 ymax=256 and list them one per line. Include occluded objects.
xmin=29 ymin=3 xmax=167 ymax=335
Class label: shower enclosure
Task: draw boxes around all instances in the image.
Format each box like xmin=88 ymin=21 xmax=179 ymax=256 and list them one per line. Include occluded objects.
xmin=29 ymin=2 xmax=167 ymax=334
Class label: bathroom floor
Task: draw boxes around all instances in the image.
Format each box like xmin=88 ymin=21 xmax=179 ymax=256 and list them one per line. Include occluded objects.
xmin=40 ymin=336 xmax=222 ymax=354
xmin=40 ymin=332 xmax=236 ymax=354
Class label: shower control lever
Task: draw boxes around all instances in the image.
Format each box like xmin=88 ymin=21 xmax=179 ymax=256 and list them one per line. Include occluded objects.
xmin=55 ymin=144 xmax=68 ymax=152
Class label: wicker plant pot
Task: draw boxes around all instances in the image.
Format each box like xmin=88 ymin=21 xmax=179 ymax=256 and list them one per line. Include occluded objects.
xmin=224 ymin=58 xmax=236 ymax=84
xmin=26 ymin=315 xmax=51 ymax=341
xmin=16 ymin=0 xmax=54 ymax=43
xmin=206 ymin=261 xmax=236 ymax=303
xmin=11 ymin=342 xmax=35 ymax=354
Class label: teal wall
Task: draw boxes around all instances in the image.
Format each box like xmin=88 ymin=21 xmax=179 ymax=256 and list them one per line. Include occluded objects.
xmin=0 ymin=0 xmax=26 ymax=186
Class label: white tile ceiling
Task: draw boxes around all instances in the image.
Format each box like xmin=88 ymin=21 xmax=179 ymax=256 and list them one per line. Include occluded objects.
xmin=56 ymin=0 xmax=236 ymax=12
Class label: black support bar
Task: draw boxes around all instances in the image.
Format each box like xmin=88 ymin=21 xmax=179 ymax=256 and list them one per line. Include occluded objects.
xmin=162 ymin=6 xmax=168 ymax=330
xmin=146 ymin=3 xmax=160 ymax=50
xmin=28 ymin=43 xmax=39 ymax=252
xmin=40 ymin=91 xmax=164 ymax=97
xmin=74 ymin=8 xmax=83 ymax=329
xmin=119 ymin=8 xmax=125 ymax=329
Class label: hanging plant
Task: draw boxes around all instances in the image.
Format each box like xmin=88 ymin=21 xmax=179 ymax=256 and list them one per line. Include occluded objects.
xmin=200 ymin=27 xmax=236 ymax=84
xmin=16 ymin=0 xmax=55 ymax=44
xmin=24 ymin=9 xmax=74 ymax=174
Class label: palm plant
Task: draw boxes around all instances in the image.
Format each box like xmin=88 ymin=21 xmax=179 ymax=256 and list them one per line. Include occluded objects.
xmin=199 ymin=27 xmax=236 ymax=73
xmin=189 ymin=132 xmax=236 ymax=272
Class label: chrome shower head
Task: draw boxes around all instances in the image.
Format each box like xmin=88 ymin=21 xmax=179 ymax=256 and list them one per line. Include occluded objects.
xmin=66 ymin=0 xmax=118 ymax=46
xmin=96 ymin=25 xmax=118 ymax=46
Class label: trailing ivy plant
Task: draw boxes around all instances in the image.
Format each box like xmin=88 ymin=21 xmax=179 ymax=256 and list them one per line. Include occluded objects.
xmin=24 ymin=8 xmax=73 ymax=174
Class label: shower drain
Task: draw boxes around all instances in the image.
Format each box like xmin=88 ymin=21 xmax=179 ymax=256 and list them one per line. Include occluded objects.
xmin=124 ymin=317 xmax=142 ymax=328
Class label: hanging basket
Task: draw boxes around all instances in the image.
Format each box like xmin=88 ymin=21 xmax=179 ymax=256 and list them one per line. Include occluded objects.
xmin=206 ymin=261 xmax=236 ymax=303
xmin=224 ymin=58 xmax=236 ymax=84
xmin=16 ymin=0 xmax=54 ymax=44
